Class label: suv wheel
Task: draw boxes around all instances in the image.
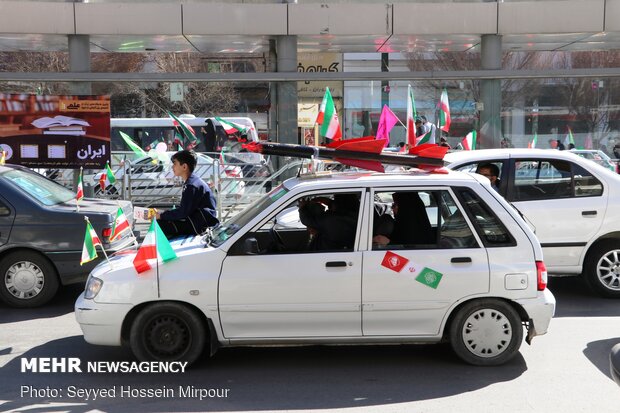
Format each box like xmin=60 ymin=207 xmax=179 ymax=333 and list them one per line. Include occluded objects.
xmin=130 ymin=302 xmax=206 ymax=364
xmin=584 ymin=241 xmax=620 ymax=298
xmin=449 ymin=299 xmax=523 ymax=366
xmin=0 ymin=251 xmax=59 ymax=308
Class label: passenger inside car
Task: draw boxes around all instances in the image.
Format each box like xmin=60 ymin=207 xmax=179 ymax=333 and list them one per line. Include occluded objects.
xmin=389 ymin=191 xmax=435 ymax=247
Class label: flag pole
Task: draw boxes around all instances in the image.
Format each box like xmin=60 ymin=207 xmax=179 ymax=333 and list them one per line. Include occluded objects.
xmin=155 ymin=217 xmax=161 ymax=299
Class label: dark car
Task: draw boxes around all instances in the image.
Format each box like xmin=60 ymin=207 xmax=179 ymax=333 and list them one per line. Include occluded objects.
xmin=0 ymin=164 xmax=134 ymax=308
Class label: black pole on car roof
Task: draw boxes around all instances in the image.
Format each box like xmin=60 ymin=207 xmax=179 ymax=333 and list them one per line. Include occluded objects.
xmin=246 ymin=142 xmax=445 ymax=168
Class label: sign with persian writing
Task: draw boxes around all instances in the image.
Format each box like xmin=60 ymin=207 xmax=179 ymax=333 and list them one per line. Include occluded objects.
xmin=0 ymin=94 xmax=110 ymax=168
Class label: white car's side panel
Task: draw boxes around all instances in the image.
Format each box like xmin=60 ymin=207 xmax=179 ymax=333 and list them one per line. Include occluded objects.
xmin=362 ymin=247 xmax=489 ymax=336
xmin=219 ymin=251 xmax=363 ymax=338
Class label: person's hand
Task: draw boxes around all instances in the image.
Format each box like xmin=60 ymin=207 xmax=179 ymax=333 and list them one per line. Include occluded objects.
xmin=373 ymin=235 xmax=390 ymax=247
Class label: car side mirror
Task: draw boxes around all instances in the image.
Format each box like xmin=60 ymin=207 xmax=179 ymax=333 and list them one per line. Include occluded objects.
xmin=243 ymin=238 xmax=260 ymax=255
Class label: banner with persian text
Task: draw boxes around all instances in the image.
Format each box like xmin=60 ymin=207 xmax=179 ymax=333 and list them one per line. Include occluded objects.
xmin=0 ymin=94 xmax=110 ymax=168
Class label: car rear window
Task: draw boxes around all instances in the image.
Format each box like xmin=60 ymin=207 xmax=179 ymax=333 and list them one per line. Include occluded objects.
xmin=3 ymin=169 xmax=74 ymax=206
xmin=456 ymin=188 xmax=516 ymax=247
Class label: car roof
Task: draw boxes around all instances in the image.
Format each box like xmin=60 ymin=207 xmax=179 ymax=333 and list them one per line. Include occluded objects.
xmin=283 ymin=168 xmax=484 ymax=192
xmin=444 ymin=148 xmax=583 ymax=164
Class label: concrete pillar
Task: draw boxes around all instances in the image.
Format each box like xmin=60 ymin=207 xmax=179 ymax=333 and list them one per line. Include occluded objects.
xmin=480 ymin=34 xmax=502 ymax=149
xmin=68 ymin=34 xmax=91 ymax=95
xmin=276 ymin=35 xmax=298 ymax=145
xmin=68 ymin=34 xmax=91 ymax=191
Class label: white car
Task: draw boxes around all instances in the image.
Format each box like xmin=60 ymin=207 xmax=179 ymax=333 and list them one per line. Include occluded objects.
xmin=445 ymin=148 xmax=620 ymax=298
xmin=75 ymin=169 xmax=555 ymax=366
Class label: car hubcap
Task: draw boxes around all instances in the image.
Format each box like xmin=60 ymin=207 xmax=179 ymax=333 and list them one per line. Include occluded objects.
xmin=5 ymin=261 xmax=44 ymax=299
xmin=596 ymin=249 xmax=620 ymax=291
xmin=462 ymin=309 xmax=512 ymax=358
xmin=145 ymin=315 xmax=191 ymax=359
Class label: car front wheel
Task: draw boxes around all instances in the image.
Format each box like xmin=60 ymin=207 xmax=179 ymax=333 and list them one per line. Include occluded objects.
xmin=129 ymin=302 xmax=206 ymax=364
xmin=0 ymin=251 xmax=59 ymax=308
xmin=449 ymin=299 xmax=523 ymax=366
xmin=584 ymin=241 xmax=620 ymax=298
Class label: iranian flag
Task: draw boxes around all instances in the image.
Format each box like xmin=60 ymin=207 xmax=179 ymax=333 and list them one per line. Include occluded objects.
xmin=168 ymin=112 xmax=197 ymax=142
xmin=438 ymin=89 xmax=451 ymax=132
xmin=133 ymin=220 xmax=177 ymax=274
xmin=215 ymin=117 xmax=249 ymax=135
xmin=316 ymin=87 xmax=342 ymax=141
xmin=119 ymin=131 xmax=147 ymax=157
xmin=80 ymin=220 xmax=102 ymax=265
xmin=461 ymin=130 xmax=477 ymax=151
xmin=417 ymin=131 xmax=431 ymax=145
xmin=528 ymin=134 xmax=538 ymax=149
xmin=76 ymin=167 xmax=84 ymax=202
xmin=406 ymin=84 xmax=418 ymax=147
xmin=99 ymin=163 xmax=117 ymax=191
xmin=110 ymin=207 xmax=131 ymax=242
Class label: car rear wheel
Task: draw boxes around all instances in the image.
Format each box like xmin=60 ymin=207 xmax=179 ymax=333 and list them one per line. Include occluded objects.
xmin=449 ymin=299 xmax=523 ymax=366
xmin=129 ymin=302 xmax=206 ymax=364
xmin=584 ymin=241 xmax=620 ymax=298
xmin=0 ymin=251 xmax=59 ymax=308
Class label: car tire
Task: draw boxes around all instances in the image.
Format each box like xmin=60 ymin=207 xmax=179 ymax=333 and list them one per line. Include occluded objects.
xmin=449 ymin=299 xmax=523 ymax=366
xmin=0 ymin=251 xmax=59 ymax=308
xmin=130 ymin=302 xmax=206 ymax=364
xmin=584 ymin=241 xmax=620 ymax=298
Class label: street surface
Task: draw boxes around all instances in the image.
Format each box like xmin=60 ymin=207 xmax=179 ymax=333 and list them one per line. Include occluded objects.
xmin=1 ymin=277 xmax=620 ymax=413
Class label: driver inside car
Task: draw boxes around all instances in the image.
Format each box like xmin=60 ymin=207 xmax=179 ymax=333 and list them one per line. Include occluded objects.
xmin=298 ymin=193 xmax=360 ymax=251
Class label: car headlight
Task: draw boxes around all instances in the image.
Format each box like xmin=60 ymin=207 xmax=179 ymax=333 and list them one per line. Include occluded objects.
xmin=84 ymin=276 xmax=103 ymax=300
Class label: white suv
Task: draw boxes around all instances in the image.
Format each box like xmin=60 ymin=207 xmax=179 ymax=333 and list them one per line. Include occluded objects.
xmin=445 ymin=148 xmax=620 ymax=298
xmin=76 ymin=169 xmax=555 ymax=366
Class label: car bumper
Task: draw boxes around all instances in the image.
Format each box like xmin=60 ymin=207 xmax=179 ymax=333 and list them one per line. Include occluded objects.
xmin=74 ymin=292 xmax=133 ymax=347
xmin=514 ymin=288 xmax=556 ymax=343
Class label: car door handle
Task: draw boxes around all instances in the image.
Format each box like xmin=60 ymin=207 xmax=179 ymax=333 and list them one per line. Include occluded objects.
xmin=582 ymin=210 xmax=597 ymax=217
xmin=325 ymin=261 xmax=348 ymax=268
xmin=451 ymin=257 xmax=472 ymax=263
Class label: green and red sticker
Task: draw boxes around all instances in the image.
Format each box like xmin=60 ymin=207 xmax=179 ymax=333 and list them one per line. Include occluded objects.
xmin=381 ymin=251 xmax=443 ymax=289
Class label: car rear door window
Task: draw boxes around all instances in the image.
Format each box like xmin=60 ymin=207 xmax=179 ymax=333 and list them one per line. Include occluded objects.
xmin=511 ymin=159 xmax=602 ymax=201
xmin=372 ymin=189 xmax=478 ymax=250
xmin=512 ymin=159 xmax=572 ymax=201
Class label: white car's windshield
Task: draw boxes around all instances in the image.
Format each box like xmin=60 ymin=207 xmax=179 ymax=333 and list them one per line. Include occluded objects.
xmin=209 ymin=184 xmax=289 ymax=247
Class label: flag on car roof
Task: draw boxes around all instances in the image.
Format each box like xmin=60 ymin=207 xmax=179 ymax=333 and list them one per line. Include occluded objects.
xmin=584 ymin=133 xmax=593 ymax=149
xmin=528 ymin=133 xmax=538 ymax=149
xmin=438 ymin=89 xmax=451 ymax=133
xmin=316 ymin=87 xmax=342 ymax=141
xmin=80 ymin=219 xmax=102 ymax=265
xmin=110 ymin=207 xmax=131 ymax=242
xmin=375 ymin=104 xmax=399 ymax=146
xmin=461 ymin=130 xmax=477 ymax=151
xmin=406 ymin=84 xmax=418 ymax=147
xmin=119 ymin=131 xmax=147 ymax=157
xmin=215 ymin=117 xmax=249 ymax=136
xmin=133 ymin=219 xmax=177 ymax=274
xmin=76 ymin=167 xmax=84 ymax=203
xmin=168 ymin=112 xmax=197 ymax=142
xmin=99 ymin=162 xmax=117 ymax=191
xmin=417 ymin=131 xmax=431 ymax=146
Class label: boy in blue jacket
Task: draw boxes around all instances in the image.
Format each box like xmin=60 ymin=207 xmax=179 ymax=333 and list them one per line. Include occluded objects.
xmin=156 ymin=150 xmax=219 ymax=238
